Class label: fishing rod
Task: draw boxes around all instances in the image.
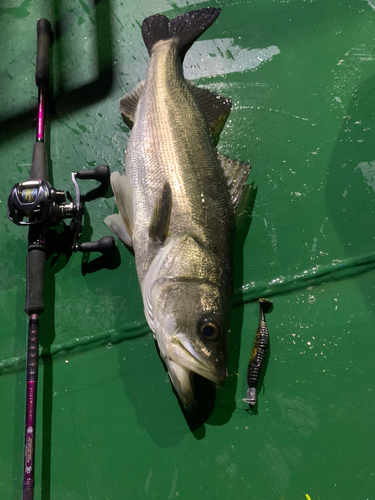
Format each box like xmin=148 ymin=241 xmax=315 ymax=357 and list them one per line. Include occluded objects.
xmin=7 ymin=19 xmax=115 ymax=500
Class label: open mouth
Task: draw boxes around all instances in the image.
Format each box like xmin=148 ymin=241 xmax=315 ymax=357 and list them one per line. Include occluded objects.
xmin=168 ymin=333 xmax=227 ymax=385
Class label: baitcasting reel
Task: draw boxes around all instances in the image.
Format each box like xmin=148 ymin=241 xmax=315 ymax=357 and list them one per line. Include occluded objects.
xmin=7 ymin=164 xmax=115 ymax=254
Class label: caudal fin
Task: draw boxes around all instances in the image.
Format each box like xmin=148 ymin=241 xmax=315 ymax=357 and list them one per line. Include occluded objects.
xmin=141 ymin=7 xmax=221 ymax=59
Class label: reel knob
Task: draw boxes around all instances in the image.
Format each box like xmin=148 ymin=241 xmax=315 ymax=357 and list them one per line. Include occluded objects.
xmin=75 ymin=165 xmax=110 ymax=186
xmin=76 ymin=236 xmax=115 ymax=254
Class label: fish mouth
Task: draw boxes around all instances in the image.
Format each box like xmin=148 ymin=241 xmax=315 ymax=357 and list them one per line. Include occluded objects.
xmin=168 ymin=333 xmax=227 ymax=385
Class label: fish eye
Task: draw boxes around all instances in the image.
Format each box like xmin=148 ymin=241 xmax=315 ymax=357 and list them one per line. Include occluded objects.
xmin=199 ymin=319 xmax=220 ymax=341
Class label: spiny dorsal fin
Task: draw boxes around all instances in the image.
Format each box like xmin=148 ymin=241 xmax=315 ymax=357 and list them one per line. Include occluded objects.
xmin=149 ymin=182 xmax=172 ymax=244
xmin=186 ymin=80 xmax=231 ymax=145
xmin=119 ymin=80 xmax=145 ymax=130
xmin=217 ymin=152 xmax=252 ymax=212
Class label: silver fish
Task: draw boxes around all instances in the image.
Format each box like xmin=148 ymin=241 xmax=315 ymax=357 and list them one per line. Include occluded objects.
xmin=105 ymin=8 xmax=251 ymax=411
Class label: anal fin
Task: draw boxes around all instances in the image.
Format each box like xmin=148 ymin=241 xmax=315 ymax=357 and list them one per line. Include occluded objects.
xmin=119 ymin=80 xmax=145 ymax=129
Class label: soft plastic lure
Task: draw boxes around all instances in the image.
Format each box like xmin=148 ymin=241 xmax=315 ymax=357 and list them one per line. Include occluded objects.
xmin=244 ymin=298 xmax=272 ymax=408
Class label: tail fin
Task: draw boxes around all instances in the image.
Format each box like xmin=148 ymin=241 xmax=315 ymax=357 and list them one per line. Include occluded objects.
xmin=141 ymin=8 xmax=221 ymax=59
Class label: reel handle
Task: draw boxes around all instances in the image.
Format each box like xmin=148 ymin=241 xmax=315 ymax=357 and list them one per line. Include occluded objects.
xmin=77 ymin=236 xmax=115 ymax=254
xmin=76 ymin=165 xmax=110 ymax=186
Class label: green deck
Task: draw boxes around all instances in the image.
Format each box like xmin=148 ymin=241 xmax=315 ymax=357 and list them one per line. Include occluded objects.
xmin=1 ymin=0 xmax=374 ymax=498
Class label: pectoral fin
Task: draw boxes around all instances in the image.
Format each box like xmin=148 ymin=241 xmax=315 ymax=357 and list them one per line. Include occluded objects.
xmin=119 ymin=80 xmax=145 ymax=129
xmin=217 ymin=152 xmax=252 ymax=212
xmin=149 ymin=182 xmax=172 ymax=244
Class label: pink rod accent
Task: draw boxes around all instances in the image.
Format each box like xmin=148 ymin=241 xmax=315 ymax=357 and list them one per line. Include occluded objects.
xmin=23 ymin=380 xmax=37 ymax=495
xmin=23 ymin=313 xmax=39 ymax=500
xmin=37 ymin=89 xmax=45 ymax=141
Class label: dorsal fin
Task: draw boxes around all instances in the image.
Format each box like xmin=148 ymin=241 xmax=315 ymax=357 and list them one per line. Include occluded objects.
xmin=119 ymin=80 xmax=145 ymax=129
xmin=210 ymin=109 xmax=231 ymax=147
xmin=217 ymin=152 xmax=252 ymax=212
xmin=186 ymin=80 xmax=231 ymax=145
xmin=186 ymin=80 xmax=232 ymax=125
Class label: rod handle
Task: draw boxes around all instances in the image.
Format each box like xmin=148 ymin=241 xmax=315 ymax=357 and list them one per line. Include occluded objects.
xmin=35 ymin=19 xmax=52 ymax=87
xmin=25 ymin=247 xmax=46 ymax=315
xmin=29 ymin=142 xmax=48 ymax=182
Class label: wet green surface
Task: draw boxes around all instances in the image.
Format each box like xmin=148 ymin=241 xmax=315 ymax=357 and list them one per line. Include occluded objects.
xmin=1 ymin=0 xmax=375 ymax=498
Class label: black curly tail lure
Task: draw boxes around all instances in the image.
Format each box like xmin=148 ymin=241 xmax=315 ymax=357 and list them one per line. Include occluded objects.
xmin=244 ymin=298 xmax=273 ymax=408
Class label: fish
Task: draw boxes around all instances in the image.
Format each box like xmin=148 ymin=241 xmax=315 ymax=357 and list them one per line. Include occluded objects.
xmin=243 ymin=298 xmax=272 ymax=408
xmin=105 ymin=7 xmax=251 ymax=411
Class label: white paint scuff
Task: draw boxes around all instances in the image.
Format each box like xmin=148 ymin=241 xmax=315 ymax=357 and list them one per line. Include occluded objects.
xmin=355 ymin=161 xmax=375 ymax=192
xmin=185 ymin=38 xmax=280 ymax=79
xmin=124 ymin=36 xmax=280 ymax=89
